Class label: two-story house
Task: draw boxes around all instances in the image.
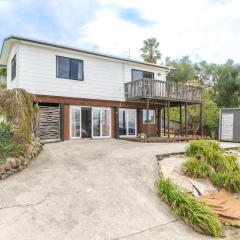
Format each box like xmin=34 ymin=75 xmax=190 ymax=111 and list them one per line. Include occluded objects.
xmin=0 ymin=36 xmax=203 ymax=141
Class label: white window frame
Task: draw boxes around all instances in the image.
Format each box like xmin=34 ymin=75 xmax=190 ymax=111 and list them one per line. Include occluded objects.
xmin=70 ymin=106 xmax=112 ymax=139
xmin=92 ymin=107 xmax=112 ymax=139
xmin=143 ymin=109 xmax=155 ymax=124
xmin=119 ymin=108 xmax=137 ymax=137
xmin=70 ymin=106 xmax=82 ymax=139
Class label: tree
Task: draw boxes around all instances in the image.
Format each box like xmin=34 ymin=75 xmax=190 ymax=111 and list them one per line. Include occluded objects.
xmin=140 ymin=38 xmax=161 ymax=64
xmin=214 ymin=60 xmax=240 ymax=107
xmin=194 ymin=61 xmax=218 ymax=86
xmin=202 ymin=88 xmax=219 ymax=138
xmin=166 ymin=56 xmax=196 ymax=83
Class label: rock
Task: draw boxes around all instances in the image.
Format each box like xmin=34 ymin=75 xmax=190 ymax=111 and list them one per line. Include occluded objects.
xmin=189 ymin=178 xmax=217 ymax=197
xmin=5 ymin=157 xmax=19 ymax=169
xmin=158 ymin=154 xmax=218 ymax=197
xmin=225 ymin=149 xmax=238 ymax=155
xmin=159 ymin=165 xmax=193 ymax=193
xmin=3 ymin=161 xmax=12 ymax=170
xmin=0 ymin=165 xmax=4 ymax=175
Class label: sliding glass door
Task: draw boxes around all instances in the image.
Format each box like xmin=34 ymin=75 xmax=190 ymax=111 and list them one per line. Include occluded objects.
xmin=71 ymin=107 xmax=81 ymax=138
xmin=119 ymin=109 xmax=137 ymax=137
xmin=70 ymin=106 xmax=111 ymax=139
xmin=92 ymin=108 xmax=111 ymax=138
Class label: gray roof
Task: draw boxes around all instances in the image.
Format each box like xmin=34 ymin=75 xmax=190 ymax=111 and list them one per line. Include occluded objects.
xmin=0 ymin=35 xmax=175 ymax=70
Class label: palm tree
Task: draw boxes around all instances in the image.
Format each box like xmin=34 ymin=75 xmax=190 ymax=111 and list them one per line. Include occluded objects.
xmin=140 ymin=38 xmax=161 ymax=64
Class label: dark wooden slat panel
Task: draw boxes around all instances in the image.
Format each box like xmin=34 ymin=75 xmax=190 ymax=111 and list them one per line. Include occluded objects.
xmin=39 ymin=105 xmax=60 ymax=140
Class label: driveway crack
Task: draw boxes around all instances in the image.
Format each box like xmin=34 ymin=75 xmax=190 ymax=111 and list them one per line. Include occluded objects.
xmin=0 ymin=193 xmax=50 ymax=211
xmin=111 ymin=219 xmax=178 ymax=240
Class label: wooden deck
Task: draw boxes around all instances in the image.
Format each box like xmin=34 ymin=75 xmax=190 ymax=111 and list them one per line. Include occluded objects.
xmin=121 ymin=135 xmax=205 ymax=143
xmin=125 ymin=78 xmax=203 ymax=103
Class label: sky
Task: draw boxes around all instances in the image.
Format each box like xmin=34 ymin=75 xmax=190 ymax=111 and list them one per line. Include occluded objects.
xmin=0 ymin=0 xmax=240 ymax=64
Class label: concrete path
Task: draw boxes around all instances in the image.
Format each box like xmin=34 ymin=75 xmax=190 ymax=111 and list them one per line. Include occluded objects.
xmin=0 ymin=140 xmax=239 ymax=240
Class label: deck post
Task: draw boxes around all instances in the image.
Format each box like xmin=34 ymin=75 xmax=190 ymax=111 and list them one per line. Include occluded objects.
xmin=167 ymin=101 xmax=170 ymax=138
xmin=185 ymin=102 xmax=188 ymax=137
xmin=163 ymin=107 xmax=166 ymax=136
xmin=146 ymin=98 xmax=150 ymax=138
xmin=200 ymin=103 xmax=204 ymax=136
xmin=158 ymin=108 xmax=162 ymax=137
xmin=179 ymin=105 xmax=182 ymax=136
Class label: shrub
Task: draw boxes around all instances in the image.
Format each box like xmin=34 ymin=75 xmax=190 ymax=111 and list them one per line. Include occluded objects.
xmin=0 ymin=89 xmax=38 ymax=143
xmin=0 ymin=122 xmax=26 ymax=162
xmin=212 ymin=171 xmax=240 ymax=193
xmin=186 ymin=140 xmax=221 ymax=158
xmin=184 ymin=140 xmax=240 ymax=193
xmin=0 ymin=122 xmax=13 ymax=144
xmin=182 ymin=157 xmax=212 ymax=178
xmin=215 ymin=154 xmax=240 ymax=173
xmin=155 ymin=178 xmax=224 ymax=237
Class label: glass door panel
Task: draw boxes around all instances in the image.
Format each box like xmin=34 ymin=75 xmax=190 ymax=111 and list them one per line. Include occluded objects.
xmin=118 ymin=109 xmax=136 ymax=137
xmin=92 ymin=108 xmax=111 ymax=138
xmin=119 ymin=109 xmax=127 ymax=135
xmin=128 ymin=110 xmax=136 ymax=136
xmin=102 ymin=109 xmax=110 ymax=137
xmin=92 ymin=108 xmax=101 ymax=137
xmin=71 ymin=108 xmax=81 ymax=138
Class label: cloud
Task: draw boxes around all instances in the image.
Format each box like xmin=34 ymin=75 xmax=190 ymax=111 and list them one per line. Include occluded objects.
xmin=76 ymin=0 xmax=240 ymax=63
xmin=117 ymin=8 xmax=156 ymax=27
xmin=0 ymin=0 xmax=240 ymax=63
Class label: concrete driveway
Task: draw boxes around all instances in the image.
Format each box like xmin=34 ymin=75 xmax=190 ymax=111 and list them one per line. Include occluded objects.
xmin=0 ymin=140 xmax=239 ymax=240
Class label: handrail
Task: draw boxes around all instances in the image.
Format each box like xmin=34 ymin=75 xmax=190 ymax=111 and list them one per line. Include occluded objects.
xmin=124 ymin=78 xmax=203 ymax=102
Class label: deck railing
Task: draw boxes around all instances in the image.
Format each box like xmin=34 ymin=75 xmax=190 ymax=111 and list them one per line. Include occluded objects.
xmin=125 ymin=79 xmax=203 ymax=102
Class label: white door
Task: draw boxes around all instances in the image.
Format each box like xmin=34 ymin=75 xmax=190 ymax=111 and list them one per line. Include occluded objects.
xmin=221 ymin=113 xmax=234 ymax=141
xmin=119 ymin=109 xmax=137 ymax=137
xmin=92 ymin=108 xmax=111 ymax=138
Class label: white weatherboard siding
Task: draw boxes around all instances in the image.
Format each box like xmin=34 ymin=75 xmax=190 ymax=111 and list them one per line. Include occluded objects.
xmin=19 ymin=44 xmax=124 ymax=101
xmin=7 ymin=43 xmax=20 ymax=89
xmin=7 ymin=42 xmax=167 ymax=101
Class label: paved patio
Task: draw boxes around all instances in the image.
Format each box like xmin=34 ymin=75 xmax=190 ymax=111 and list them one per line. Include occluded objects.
xmin=0 ymin=140 xmax=239 ymax=240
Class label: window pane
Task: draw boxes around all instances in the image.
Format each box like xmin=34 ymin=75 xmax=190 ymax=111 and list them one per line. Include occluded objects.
xmin=57 ymin=57 xmax=70 ymax=78
xmin=72 ymin=109 xmax=81 ymax=137
xmin=132 ymin=70 xmax=143 ymax=81
xmin=143 ymin=109 xmax=155 ymax=123
xmin=128 ymin=110 xmax=136 ymax=135
xmin=93 ymin=109 xmax=101 ymax=137
xmin=102 ymin=109 xmax=110 ymax=137
xmin=71 ymin=59 xmax=83 ymax=80
xmin=11 ymin=55 xmax=16 ymax=80
xmin=143 ymin=72 xmax=154 ymax=79
xmin=119 ymin=109 xmax=127 ymax=135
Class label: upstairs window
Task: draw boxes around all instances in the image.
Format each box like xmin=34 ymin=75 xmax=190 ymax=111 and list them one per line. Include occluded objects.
xmin=57 ymin=56 xmax=84 ymax=81
xmin=132 ymin=69 xmax=154 ymax=81
xmin=143 ymin=109 xmax=155 ymax=124
xmin=11 ymin=55 xmax=16 ymax=81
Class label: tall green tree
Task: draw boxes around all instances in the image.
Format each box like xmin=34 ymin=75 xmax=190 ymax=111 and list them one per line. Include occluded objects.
xmin=166 ymin=56 xmax=196 ymax=83
xmin=194 ymin=61 xmax=218 ymax=86
xmin=140 ymin=38 xmax=161 ymax=64
xmin=214 ymin=59 xmax=240 ymax=107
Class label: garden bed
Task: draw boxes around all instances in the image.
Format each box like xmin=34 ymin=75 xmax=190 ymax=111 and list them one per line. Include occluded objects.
xmin=156 ymin=140 xmax=240 ymax=237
